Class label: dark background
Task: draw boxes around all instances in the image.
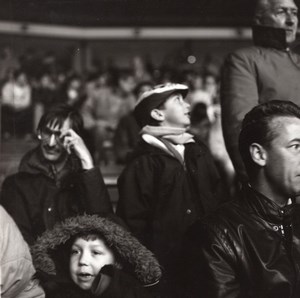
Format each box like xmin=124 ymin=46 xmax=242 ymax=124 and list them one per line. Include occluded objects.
xmin=1 ymin=0 xmax=295 ymax=27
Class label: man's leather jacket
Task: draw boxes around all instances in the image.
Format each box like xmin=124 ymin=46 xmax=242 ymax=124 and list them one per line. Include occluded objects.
xmin=182 ymin=185 xmax=300 ymax=298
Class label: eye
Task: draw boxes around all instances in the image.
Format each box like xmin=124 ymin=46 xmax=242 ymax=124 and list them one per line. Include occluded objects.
xmin=71 ymin=248 xmax=80 ymax=255
xmin=93 ymin=250 xmax=103 ymax=255
xmin=290 ymin=143 xmax=300 ymax=151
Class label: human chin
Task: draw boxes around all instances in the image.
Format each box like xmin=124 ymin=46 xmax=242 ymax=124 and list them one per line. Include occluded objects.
xmin=41 ymin=147 xmax=65 ymax=162
xmin=72 ymin=274 xmax=95 ymax=290
xmin=286 ymin=30 xmax=297 ymax=44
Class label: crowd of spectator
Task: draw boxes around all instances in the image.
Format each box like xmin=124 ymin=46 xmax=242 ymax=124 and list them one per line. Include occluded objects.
xmin=0 ymin=46 xmax=232 ymax=181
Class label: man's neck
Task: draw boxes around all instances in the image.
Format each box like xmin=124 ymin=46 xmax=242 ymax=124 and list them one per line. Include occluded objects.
xmin=51 ymin=156 xmax=68 ymax=174
xmin=250 ymin=179 xmax=290 ymax=207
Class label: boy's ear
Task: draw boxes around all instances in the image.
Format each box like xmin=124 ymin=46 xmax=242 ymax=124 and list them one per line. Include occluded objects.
xmin=150 ymin=109 xmax=165 ymax=122
xmin=249 ymin=143 xmax=267 ymax=167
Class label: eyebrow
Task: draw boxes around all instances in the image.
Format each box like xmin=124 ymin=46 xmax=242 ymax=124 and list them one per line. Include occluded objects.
xmin=288 ymin=138 xmax=300 ymax=143
xmin=44 ymin=127 xmax=62 ymax=134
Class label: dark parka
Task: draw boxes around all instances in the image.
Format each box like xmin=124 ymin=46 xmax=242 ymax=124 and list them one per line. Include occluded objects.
xmin=182 ymin=185 xmax=300 ymax=298
xmin=0 ymin=147 xmax=112 ymax=245
xmin=116 ymin=138 xmax=225 ymax=273
xmin=31 ymin=214 xmax=162 ymax=298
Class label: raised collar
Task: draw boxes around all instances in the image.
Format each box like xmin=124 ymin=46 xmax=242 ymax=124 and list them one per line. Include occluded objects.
xmin=252 ymin=25 xmax=289 ymax=51
xmin=241 ymin=185 xmax=295 ymax=225
xmin=19 ymin=146 xmax=81 ymax=180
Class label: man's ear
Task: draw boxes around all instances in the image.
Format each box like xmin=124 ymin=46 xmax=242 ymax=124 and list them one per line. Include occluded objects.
xmin=249 ymin=143 xmax=267 ymax=167
xmin=150 ymin=109 xmax=165 ymax=122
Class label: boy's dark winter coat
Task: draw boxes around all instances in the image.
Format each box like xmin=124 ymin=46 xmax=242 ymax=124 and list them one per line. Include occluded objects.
xmin=31 ymin=214 xmax=162 ymax=298
xmin=117 ymin=138 xmax=226 ymax=272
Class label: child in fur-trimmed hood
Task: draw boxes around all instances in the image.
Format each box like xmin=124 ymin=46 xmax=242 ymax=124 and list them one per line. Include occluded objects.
xmin=31 ymin=214 xmax=162 ymax=298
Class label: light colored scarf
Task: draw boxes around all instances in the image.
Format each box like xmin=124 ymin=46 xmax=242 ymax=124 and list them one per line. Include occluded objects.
xmin=141 ymin=126 xmax=194 ymax=165
xmin=140 ymin=125 xmax=194 ymax=144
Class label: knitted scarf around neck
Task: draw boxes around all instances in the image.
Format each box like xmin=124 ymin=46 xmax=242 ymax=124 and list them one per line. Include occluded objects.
xmin=140 ymin=125 xmax=194 ymax=145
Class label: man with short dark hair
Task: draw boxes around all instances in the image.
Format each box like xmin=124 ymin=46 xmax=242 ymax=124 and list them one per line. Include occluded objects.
xmin=0 ymin=104 xmax=112 ymax=245
xmin=182 ymin=100 xmax=300 ymax=298
xmin=221 ymin=0 xmax=300 ymax=180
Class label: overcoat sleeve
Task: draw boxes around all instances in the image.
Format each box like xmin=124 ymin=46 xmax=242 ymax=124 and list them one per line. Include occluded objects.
xmin=76 ymin=167 xmax=113 ymax=215
xmin=220 ymin=50 xmax=258 ymax=181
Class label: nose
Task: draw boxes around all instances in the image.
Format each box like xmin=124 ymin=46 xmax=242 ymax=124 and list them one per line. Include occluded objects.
xmin=184 ymin=101 xmax=191 ymax=110
xmin=286 ymin=12 xmax=297 ymax=26
xmin=78 ymin=251 xmax=89 ymax=266
xmin=48 ymin=134 xmax=57 ymax=147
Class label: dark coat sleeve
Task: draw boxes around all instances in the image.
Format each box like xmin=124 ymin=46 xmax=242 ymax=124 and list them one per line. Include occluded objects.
xmin=76 ymin=167 xmax=113 ymax=215
xmin=182 ymin=221 xmax=241 ymax=298
xmin=116 ymin=157 xmax=155 ymax=246
xmin=0 ymin=175 xmax=35 ymax=245
xmin=220 ymin=50 xmax=259 ymax=182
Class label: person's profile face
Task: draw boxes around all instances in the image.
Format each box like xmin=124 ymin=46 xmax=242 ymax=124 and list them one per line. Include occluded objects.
xmin=39 ymin=118 xmax=71 ymax=163
xmin=262 ymin=116 xmax=300 ymax=199
xmin=159 ymin=93 xmax=191 ymax=128
xmin=69 ymin=237 xmax=115 ymax=290
xmin=258 ymin=0 xmax=298 ymax=44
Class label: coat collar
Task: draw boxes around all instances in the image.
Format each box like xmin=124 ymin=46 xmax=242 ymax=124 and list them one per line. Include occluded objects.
xmin=241 ymin=185 xmax=295 ymax=225
xmin=252 ymin=25 xmax=289 ymax=51
xmin=19 ymin=146 xmax=81 ymax=180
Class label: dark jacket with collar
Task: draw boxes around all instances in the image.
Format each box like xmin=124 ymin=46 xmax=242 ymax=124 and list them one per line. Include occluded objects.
xmin=0 ymin=146 xmax=112 ymax=245
xmin=182 ymin=185 xmax=300 ymax=298
xmin=221 ymin=25 xmax=300 ymax=180
xmin=32 ymin=214 xmax=161 ymax=298
xmin=116 ymin=137 xmax=226 ymax=276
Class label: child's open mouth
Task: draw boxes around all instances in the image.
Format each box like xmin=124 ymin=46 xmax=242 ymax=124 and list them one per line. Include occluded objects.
xmin=78 ymin=273 xmax=93 ymax=281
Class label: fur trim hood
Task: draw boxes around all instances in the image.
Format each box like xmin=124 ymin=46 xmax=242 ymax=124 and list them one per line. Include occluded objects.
xmin=31 ymin=215 xmax=162 ymax=286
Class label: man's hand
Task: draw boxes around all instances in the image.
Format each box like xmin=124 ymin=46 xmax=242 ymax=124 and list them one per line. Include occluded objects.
xmin=61 ymin=129 xmax=94 ymax=170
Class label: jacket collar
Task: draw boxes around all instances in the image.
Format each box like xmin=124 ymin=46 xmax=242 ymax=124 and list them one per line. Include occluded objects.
xmin=252 ymin=25 xmax=289 ymax=50
xmin=19 ymin=146 xmax=81 ymax=180
xmin=242 ymin=185 xmax=295 ymax=225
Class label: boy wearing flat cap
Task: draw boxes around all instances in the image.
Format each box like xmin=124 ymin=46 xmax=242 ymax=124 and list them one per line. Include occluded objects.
xmin=116 ymin=83 xmax=225 ymax=297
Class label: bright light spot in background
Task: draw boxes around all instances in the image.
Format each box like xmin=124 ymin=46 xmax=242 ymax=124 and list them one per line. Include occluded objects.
xmin=187 ymin=55 xmax=196 ymax=64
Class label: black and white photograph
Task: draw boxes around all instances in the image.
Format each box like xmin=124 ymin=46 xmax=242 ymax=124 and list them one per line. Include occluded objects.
xmin=1 ymin=1 xmax=300 ymax=297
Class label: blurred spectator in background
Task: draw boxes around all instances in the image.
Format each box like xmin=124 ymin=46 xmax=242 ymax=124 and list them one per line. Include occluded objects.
xmin=221 ymin=0 xmax=300 ymax=182
xmin=203 ymin=73 xmax=219 ymax=103
xmin=1 ymin=69 xmax=33 ymax=138
xmin=0 ymin=104 xmax=112 ymax=245
xmin=113 ymin=80 xmax=154 ymax=164
xmin=132 ymin=55 xmax=153 ymax=83
xmin=32 ymin=72 xmax=59 ymax=131
xmin=81 ymin=69 xmax=136 ymax=164
xmin=189 ymin=102 xmax=211 ymax=144
xmin=62 ymin=74 xmax=86 ymax=109
xmin=189 ymin=102 xmax=236 ymax=196
xmin=33 ymin=73 xmax=58 ymax=112
xmin=187 ymin=72 xmax=213 ymax=107
xmin=0 ymin=46 xmax=19 ymax=83
xmin=208 ymin=105 xmax=236 ymax=197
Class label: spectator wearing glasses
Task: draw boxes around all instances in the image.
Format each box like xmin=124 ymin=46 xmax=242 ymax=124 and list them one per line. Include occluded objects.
xmin=0 ymin=104 xmax=113 ymax=245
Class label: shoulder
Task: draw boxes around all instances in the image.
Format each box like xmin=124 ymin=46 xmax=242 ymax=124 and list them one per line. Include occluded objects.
xmin=2 ymin=172 xmax=34 ymax=187
xmin=124 ymin=140 xmax=166 ymax=166
xmin=223 ymin=46 xmax=266 ymax=68
xmin=187 ymin=199 xmax=244 ymax=241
